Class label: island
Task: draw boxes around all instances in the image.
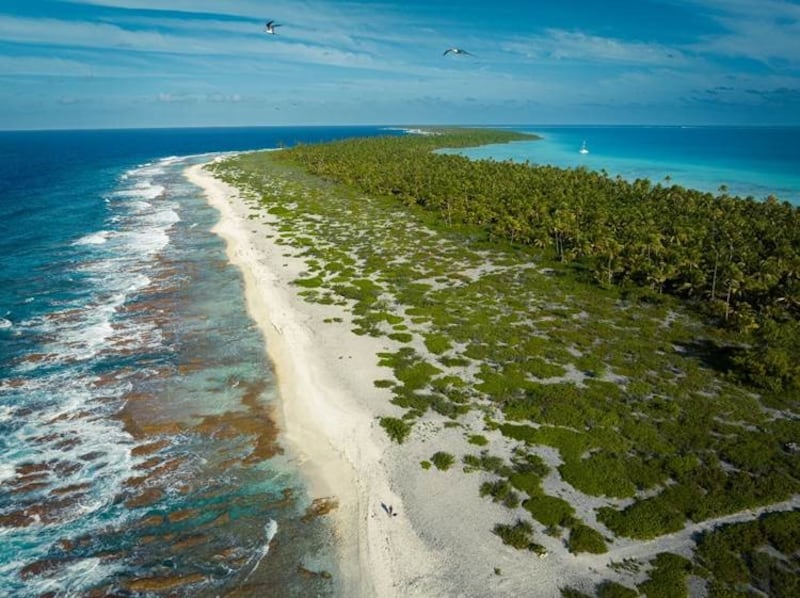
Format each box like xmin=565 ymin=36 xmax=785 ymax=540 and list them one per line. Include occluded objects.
xmin=188 ymin=128 xmax=799 ymax=597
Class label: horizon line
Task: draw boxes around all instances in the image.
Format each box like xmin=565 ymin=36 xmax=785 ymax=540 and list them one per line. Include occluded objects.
xmin=2 ymin=123 xmax=799 ymax=133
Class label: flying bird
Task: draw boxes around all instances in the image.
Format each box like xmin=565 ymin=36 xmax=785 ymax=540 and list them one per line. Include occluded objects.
xmin=443 ymin=47 xmax=473 ymax=57
xmin=265 ymin=20 xmax=282 ymax=35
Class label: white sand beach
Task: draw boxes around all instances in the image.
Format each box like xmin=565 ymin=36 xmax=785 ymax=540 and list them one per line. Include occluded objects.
xmin=185 ymin=160 xmax=799 ymax=597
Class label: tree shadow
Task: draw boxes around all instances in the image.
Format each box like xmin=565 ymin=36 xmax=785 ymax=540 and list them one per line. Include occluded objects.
xmin=681 ymin=338 xmax=740 ymax=377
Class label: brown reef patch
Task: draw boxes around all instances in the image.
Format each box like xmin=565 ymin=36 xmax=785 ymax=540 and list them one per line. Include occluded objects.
xmin=136 ymin=514 xmax=166 ymax=529
xmin=131 ymin=439 xmax=169 ymax=457
xmin=20 ymin=558 xmax=71 ymax=580
xmin=2 ymin=378 xmax=26 ymax=388
xmin=301 ymin=496 xmax=339 ymax=523
xmin=10 ymin=481 xmax=49 ymax=495
xmin=297 ymin=565 xmax=333 ymax=580
xmin=0 ymin=512 xmax=35 ymax=527
xmin=52 ymin=482 xmax=92 ymax=496
xmin=16 ymin=462 xmax=51 ymax=475
xmin=193 ymin=379 xmax=282 ymax=464
xmin=123 ymin=573 xmax=206 ymax=593
xmin=167 ymin=508 xmax=199 ymax=524
xmin=134 ymin=456 xmax=161 ymax=471
xmin=125 ymin=487 xmax=164 ymax=509
xmin=170 ymin=534 xmax=208 ymax=551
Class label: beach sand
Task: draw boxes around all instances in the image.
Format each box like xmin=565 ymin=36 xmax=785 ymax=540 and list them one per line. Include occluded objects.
xmin=185 ymin=159 xmax=798 ymax=597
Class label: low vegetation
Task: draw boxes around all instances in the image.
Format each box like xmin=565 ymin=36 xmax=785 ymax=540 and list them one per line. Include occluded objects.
xmin=430 ymin=451 xmax=455 ymax=471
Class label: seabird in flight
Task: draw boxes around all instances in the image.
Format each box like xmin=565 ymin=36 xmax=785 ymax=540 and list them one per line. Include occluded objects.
xmin=265 ymin=20 xmax=282 ymax=35
xmin=443 ymin=47 xmax=473 ymax=56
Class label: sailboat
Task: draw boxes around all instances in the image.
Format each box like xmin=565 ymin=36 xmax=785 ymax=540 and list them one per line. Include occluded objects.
xmin=579 ymin=140 xmax=589 ymax=155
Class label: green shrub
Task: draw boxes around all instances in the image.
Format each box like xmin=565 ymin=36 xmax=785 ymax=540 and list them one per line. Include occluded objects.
xmin=380 ymin=417 xmax=412 ymax=444
xmin=293 ymin=275 xmax=324 ymax=288
xmin=637 ymin=553 xmax=691 ymax=598
xmin=462 ymin=452 xmax=510 ymax=475
xmin=479 ymin=479 xmax=519 ymax=508
xmin=567 ymin=524 xmax=608 ymax=554
xmin=424 ymin=333 xmax=452 ymax=354
xmin=431 ymin=451 xmax=455 ymax=471
xmin=388 ymin=332 xmax=414 ymax=343
xmin=523 ymin=495 xmax=575 ymax=527
xmin=468 ymin=434 xmax=489 ymax=446
xmin=559 ymin=451 xmax=637 ymax=498
xmin=694 ymin=512 xmax=800 ymax=597
xmin=492 ymin=519 xmax=544 ymax=553
xmin=508 ymin=472 xmax=543 ymax=497
xmin=396 ymin=360 xmax=442 ymax=391
xmin=597 ymin=581 xmax=638 ymax=598
xmin=597 ymin=495 xmax=687 ymax=540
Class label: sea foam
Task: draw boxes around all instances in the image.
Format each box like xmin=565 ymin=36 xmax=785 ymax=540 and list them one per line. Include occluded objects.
xmin=73 ymin=231 xmax=110 ymax=246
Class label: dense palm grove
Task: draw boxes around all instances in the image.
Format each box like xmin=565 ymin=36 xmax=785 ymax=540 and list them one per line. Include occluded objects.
xmin=275 ymin=129 xmax=800 ymax=395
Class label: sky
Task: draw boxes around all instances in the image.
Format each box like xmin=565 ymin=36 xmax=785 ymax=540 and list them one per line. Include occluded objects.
xmin=0 ymin=0 xmax=799 ymax=129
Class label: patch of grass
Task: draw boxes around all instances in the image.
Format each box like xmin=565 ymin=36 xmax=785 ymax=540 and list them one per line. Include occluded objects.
xmin=431 ymin=451 xmax=455 ymax=471
xmin=493 ymin=519 xmax=544 ymax=554
xmin=480 ymin=479 xmax=520 ymax=508
xmin=523 ymin=495 xmax=576 ymax=528
xmin=462 ymin=452 xmax=511 ymax=476
xmin=559 ymin=451 xmax=637 ymax=498
xmin=467 ymin=434 xmax=488 ymax=446
xmin=379 ymin=417 xmax=412 ymax=444
xmin=567 ymin=524 xmax=608 ymax=554
xmin=424 ymin=333 xmax=452 ymax=355
xmin=508 ymin=471 xmax=543 ymax=497
xmin=596 ymin=581 xmax=639 ymax=598
xmin=293 ymin=275 xmax=325 ymax=288
xmin=388 ymin=332 xmax=414 ymax=343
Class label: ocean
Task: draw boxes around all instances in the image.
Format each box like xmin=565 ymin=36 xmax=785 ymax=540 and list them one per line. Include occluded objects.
xmin=450 ymin=125 xmax=800 ymax=205
xmin=1 ymin=124 xmax=798 ymax=597
xmin=0 ymin=126 xmax=400 ymax=597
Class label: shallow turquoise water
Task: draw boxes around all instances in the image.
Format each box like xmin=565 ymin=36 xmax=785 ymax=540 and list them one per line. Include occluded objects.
xmin=448 ymin=126 xmax=800 ymax=205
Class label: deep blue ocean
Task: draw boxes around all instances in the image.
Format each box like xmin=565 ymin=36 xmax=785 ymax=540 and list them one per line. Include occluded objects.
xmin=1 ymin=125 xmax=798 ymax=596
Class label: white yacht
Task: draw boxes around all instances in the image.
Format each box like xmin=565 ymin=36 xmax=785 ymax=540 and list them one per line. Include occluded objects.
xmin=579 ymin=140 xmax=589 ymax=155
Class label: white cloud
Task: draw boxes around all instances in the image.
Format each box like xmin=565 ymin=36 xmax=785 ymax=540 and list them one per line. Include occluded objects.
xmin=684 ymin=0 xmax=800 ymax=66
xmin=0 ymin=13 xmax=430 ymax=77
xmin=0 ymin=55 xmax=95 ymax=77
xmin=502 ymin=29 xmax=681 ymax=66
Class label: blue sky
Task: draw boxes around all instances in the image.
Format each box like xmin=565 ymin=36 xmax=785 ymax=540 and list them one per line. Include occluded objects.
xmin=0 ymin=0 xmax=799 ymax=129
